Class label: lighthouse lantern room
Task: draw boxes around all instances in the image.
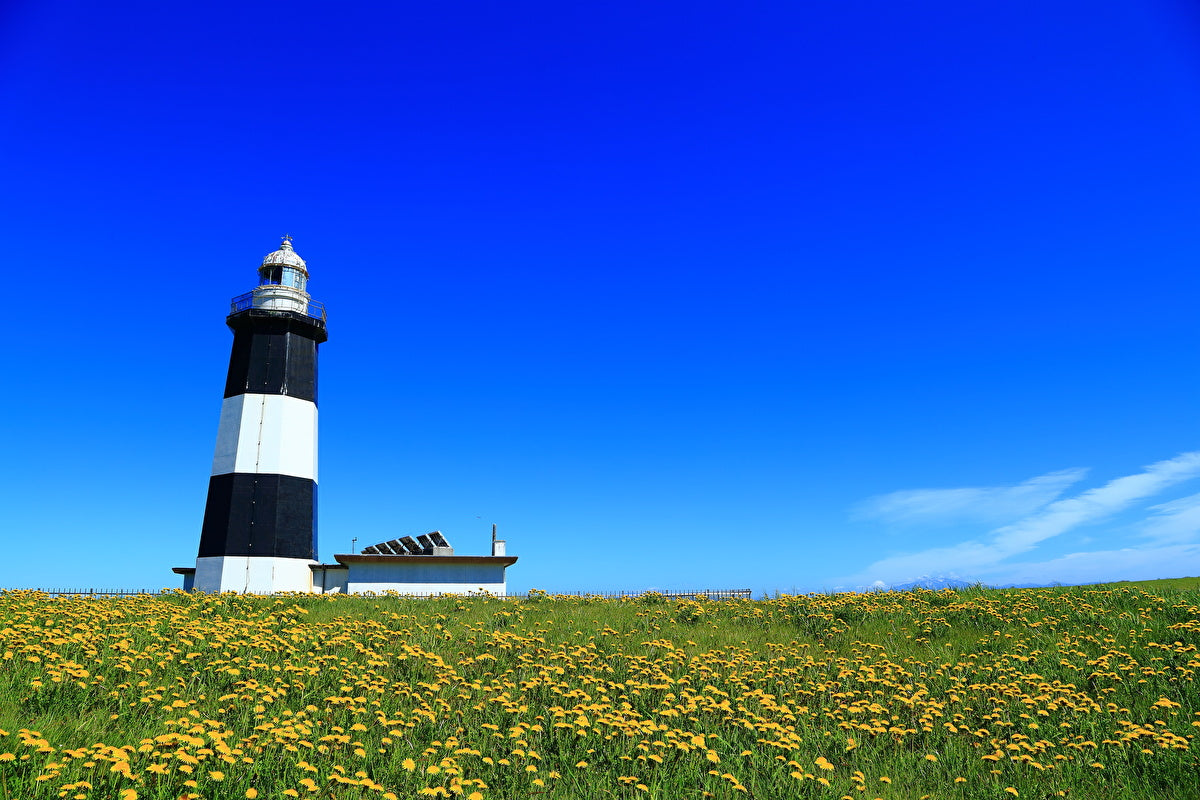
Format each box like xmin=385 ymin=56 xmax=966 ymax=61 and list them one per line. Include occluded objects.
xmin=184 ymin=237 xmax=328 ymax=593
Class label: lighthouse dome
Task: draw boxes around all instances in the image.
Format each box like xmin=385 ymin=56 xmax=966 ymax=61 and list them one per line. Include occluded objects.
xmin=262 ymin=237 xmax=308 ymax=274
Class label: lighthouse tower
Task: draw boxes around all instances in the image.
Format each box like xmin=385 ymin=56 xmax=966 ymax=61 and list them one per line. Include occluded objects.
xmin=192 ymin=237 xmax=327 ymax=593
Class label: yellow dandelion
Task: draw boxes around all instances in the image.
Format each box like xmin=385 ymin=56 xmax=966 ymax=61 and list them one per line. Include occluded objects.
xmin=815 ymin=756 xmax=834 ymax=770
xmin=119 ymin=791 xmax=138 ymax=800
xmin=576 ymin=761 xmax=589 ymax=768
xmin=925 ymin=754 xmax=937 ymax=762
xmin=208 ymin=771 xmax=225 ymax=781
xmin=706 ymin=750 xmax=720 ymax=764
xmin=245 ymin=791 xmax=258 ymax=799
xmin=403 ymin=758 xmax=416 ymax=772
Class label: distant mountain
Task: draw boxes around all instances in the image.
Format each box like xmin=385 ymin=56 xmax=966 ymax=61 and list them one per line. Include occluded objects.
xmin=821 ymin=576 xmax=1074 ymax=594
xmin=889 ymin=576 xmax=977 ymax=592
xmin=889 ymin=577 xmax=1066 ymax=591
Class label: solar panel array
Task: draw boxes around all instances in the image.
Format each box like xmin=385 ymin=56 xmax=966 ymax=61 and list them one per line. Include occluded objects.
xmin=359 ymin=531 xmax=453 ymax=556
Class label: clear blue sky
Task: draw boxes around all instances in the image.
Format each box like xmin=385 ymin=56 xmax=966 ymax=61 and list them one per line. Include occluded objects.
xmin=3 ymin=0 xmax=1200 ymax=593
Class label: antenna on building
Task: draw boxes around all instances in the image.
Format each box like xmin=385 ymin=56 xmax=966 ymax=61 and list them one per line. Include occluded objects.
xmin=491 ymin=523 xmax=506 ymax=557
xmin=351 ymin=537 xmax=358 ymax=554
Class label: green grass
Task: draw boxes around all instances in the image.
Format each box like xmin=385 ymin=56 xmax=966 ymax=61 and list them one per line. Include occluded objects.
xmin=0 ymin=584 xmax=1197 ymax=800
xmin=1080 ymin=576 xmax=1200 ymax=593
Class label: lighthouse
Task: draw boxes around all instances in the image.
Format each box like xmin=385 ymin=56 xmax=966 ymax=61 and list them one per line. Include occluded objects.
xmin=190 ymin=237 xmax=327 ymax=593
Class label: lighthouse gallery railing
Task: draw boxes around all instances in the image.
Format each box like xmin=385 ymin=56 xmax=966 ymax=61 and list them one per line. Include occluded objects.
xmin=229 ymin=291 xmax=327 ymax=323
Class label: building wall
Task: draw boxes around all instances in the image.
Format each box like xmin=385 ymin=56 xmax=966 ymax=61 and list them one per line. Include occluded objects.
xmin=188 ymin=558 xmax=511 ymax=595
xmin=345 ymin=561 xmax=508 ymax=595
xmin=194 ymin=556 xmax=315 ymax=593
xmin=311 ymin=567 xmax=348 ymax=594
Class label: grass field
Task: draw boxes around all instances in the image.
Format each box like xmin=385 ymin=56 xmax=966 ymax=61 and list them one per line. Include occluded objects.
xmin=0 ymin=583 xmax=1197 ymax=799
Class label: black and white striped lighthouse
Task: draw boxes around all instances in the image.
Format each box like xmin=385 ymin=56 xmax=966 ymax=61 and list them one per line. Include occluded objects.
xmin=191 ymin=236 xmax=327 ymax=593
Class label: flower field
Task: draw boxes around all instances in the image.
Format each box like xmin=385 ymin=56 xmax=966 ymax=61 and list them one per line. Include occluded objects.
xmin=0 ymin=585 xmax=1197 ymax=799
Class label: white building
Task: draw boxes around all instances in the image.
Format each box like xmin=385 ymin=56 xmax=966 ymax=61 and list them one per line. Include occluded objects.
xmin=179 ymin=530 xmax=517 ymax=595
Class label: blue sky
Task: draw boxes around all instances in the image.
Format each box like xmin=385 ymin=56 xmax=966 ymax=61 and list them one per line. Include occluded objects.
xmin=2 ymin=0 xmax=1200 ymax=593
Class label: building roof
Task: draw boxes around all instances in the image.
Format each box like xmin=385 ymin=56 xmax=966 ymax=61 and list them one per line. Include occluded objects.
xmin=262 ymin=236 xmax=308 ymax=273
xmin=332 ymin=554 xmax=518 ymax=567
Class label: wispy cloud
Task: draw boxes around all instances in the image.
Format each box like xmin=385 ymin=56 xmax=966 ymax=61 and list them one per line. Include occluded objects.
xmin=985 ymin=543 xmax=1200 ymax=587
xmin=852 ymin=468 xmax=1087 ymax=526
xmin=846 ymin=451 xmax=1200 ymax=587
xmin=1142 ymin=492 xmax=1200 ymax=544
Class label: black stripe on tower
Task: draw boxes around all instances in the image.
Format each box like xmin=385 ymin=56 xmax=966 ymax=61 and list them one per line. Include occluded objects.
xmin=224 ymin=310 xmax=328 ymax=403
xmin=198 ymin=474 xmax=318 ymax=558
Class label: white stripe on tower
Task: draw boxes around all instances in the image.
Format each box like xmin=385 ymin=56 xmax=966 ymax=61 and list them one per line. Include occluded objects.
xmin=211 ymin=394 xmax=318 ymax=481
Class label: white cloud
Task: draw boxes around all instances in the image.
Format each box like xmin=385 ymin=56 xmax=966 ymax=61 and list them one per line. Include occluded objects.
xmin=846 ymin=451 xmax=1200 ymax=587
xmin=1141 ymin=492 xmax=1200 ymax=544
xmin=983 ymin=544 xmax=1200 ymax=587
xmin=853 ymin=468 xmax=1087 ymax=526
xmin=987 ymin=451 xmax=1200 ymax=553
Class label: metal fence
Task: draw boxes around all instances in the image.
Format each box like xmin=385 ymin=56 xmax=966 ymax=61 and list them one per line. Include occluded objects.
xmin=4 ymin=588 xmax=754 ymax=600
xmin=513 ymin=589 xmax=754 ymax=600
xmin=2 ymin=589 xmax=161 ymax=597
xmin=228 ymin=291 xmax=327 ymax=323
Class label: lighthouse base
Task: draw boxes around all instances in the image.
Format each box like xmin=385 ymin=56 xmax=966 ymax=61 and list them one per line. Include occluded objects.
xmin=193 ymin=555 xmax=316 ymax=594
